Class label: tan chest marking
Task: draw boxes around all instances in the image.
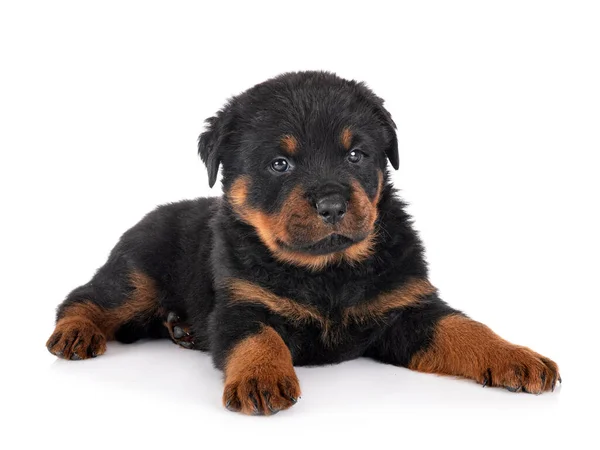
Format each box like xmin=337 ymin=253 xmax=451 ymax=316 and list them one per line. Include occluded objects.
xmin=226 ymin=277 xmax=435 ymax=345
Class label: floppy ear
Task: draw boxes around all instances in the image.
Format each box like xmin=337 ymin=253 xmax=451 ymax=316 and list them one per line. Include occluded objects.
xmin=374 ymin=101 xmax=399 ymax=170
xmin=358 ymin=82 xmax=399 ymax=170
xmin=198 ymin=108 xmax=236 ymax=188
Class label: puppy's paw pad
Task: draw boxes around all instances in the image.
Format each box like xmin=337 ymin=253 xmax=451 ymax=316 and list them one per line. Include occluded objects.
xmin=46 ymin=318 xmax=106 ymax=360
xmin=481 ymin=347 xmax=560 ymax=394
xmin=164 ymin=311 xmax=195 ymax=349
xmin=223 ymin=374 xmax=301 ymax=415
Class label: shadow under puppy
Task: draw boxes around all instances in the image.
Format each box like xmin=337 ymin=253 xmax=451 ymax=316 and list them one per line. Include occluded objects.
xmin=47 ymin=71 xmax=560 ymax=415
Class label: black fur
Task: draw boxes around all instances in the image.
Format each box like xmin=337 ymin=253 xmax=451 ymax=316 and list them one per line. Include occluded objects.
xmin=48 ymin=71 xmax=559 ymax=412
xmin=52 ymin=70 xmax=445 ymax=363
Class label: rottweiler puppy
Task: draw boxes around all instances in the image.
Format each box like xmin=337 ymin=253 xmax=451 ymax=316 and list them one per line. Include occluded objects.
xmin=47 ymin=71 xmax=560 ymax=415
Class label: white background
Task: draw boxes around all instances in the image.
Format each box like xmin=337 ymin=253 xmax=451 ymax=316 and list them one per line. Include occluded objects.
xmin=1 ymin=1 xmax=599 ymax=448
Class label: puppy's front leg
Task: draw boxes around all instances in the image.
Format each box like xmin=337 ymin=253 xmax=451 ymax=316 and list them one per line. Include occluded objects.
xmin=410 ymin=313 xmax=561 ymax=393
xmin=369 ymin=295 xmax=560 ymax=393
xmin=212 ymin=316 xmax=301 ymax=415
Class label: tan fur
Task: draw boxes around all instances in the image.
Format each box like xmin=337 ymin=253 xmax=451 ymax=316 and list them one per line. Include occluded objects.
xmin=340 ymin=127 xmax=353 ymax=150
xmin=228 ymin=278 xmax=326 ymax=326
xmin=227 ymin=172 xmax=383 ymax=270
xmin=280 ymin=135 xmax=299 ymax=154
xmin=227 ymin=278 xmax=338 ymax=343
xmin=223 ymin=326 xmax=301 ymax=415
xmin=228 ymin=277 xmax=435 ymax=346
xmin=409 ymin=314 xmax=560 ymax=393
xmin=45 ymin=315 xmax=107 ymax=360
xmin=46 ymin=271 xmax=160 ymax=359
xmin=344 ymin=278 xmax=436 ymax=324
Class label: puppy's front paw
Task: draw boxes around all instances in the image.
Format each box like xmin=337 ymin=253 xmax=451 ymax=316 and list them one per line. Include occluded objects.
xmin=482 ymin=346 xmax=560 ymax=394
xmin=46 ymin=317 xmax=106 ymax=360
xmin=223 ymin=369 xmax=301 ymax=415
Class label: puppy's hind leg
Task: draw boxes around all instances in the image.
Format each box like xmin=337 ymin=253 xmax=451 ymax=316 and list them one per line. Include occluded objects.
xmin=163 ymin=311 xmax=196 ymax=349
xmin=46 ymin=266 xmax=163 ymax=360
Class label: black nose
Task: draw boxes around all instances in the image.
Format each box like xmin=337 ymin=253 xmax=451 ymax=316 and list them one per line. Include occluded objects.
xmin=316 ymin=194 xmax=347 ymax=225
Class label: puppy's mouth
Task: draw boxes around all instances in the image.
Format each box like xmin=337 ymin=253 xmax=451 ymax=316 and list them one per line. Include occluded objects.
xmin=277 ymin=233 xmax=364 ymax=255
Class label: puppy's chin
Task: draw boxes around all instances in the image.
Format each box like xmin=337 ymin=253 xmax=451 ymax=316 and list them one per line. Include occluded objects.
xmin=277 ymin=233 xmax=367 ymax=256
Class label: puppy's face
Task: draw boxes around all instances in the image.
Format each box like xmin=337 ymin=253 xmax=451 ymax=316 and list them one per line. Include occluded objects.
xmin=199 ymin=72 xmax=398 ymax=270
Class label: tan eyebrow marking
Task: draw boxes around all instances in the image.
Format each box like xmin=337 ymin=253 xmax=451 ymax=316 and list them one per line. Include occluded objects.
xmin=280 ymin=135 xmax=299 ymax=154
xmin=340 ymin=127 xmax=353 ymax=150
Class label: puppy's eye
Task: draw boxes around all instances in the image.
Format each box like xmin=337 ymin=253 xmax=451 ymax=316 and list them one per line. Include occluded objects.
xmin=270 ymin=158 xmax=290 ymax=173
xmin=347 ymin=150 xmax=363 ymax=164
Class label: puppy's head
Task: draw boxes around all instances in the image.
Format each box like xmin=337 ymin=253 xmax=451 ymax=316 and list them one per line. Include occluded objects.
xmin=199 ymin=71 xmax=398 ymax=270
